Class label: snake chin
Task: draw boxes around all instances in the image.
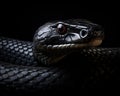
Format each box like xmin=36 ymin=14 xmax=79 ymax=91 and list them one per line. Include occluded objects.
xmin=88 ymin=38 xmax=103 ymax=46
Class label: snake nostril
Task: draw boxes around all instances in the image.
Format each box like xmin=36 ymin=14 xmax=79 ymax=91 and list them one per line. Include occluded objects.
xmin=80 ymin=29 xmax=88 ymax=38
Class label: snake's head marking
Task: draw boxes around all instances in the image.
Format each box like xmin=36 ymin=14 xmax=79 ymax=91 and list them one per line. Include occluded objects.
xmin=33 ymin=19 xmax=104 ymax=65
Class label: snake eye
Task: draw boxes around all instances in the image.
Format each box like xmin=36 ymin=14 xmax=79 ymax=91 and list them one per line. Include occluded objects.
xmin=80 ymin=29 xmax=88 ymax=38
xmin=57 ymin=24 xmax=67 ymax=35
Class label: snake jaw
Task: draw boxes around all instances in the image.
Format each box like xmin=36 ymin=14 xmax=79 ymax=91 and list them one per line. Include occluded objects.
xmin=34 ymin=39 xmax=103 ymax=65
xmin=34 ymin=32 xmax=103 ymax=65
xmin=36 ymin=38 xmax=103 ymax=51
xmin=88 ymin=38 xmax=103 ymax=46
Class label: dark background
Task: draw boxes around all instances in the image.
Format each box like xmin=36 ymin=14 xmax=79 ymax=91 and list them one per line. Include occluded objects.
xmin=0 ymin=2 xmax=119 ymax=47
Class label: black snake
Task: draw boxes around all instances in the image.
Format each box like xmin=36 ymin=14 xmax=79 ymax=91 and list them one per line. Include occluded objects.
xmin=0 ymin=19 xmax=120 ymax=95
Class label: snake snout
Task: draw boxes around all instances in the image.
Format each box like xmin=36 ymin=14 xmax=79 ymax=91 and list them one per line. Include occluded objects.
xmin=91 ymin=25 xmax=104 ymax=39
xmin=87 ymin=25 xmax=104 ymax=46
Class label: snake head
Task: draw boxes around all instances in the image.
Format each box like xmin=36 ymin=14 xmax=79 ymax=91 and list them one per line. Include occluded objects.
xmin=33 ymin=19 xmax=104 ymax=65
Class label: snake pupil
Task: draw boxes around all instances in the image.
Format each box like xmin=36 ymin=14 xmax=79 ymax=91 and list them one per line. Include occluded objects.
xmin=57 ymin=24 xmax=67 ymax=35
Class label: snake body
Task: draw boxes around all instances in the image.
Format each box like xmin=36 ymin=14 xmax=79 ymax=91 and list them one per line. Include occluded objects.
xmin=0 ymin=19 xmax=120 ymax=95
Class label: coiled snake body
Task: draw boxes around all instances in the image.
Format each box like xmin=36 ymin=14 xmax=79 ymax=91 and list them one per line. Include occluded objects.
xmin=0 ymin=19 xmax=120 ymax=94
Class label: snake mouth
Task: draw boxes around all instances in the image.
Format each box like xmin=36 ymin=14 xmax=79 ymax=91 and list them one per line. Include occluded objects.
xmin=37 ymin=38 xmax=103 ymax=51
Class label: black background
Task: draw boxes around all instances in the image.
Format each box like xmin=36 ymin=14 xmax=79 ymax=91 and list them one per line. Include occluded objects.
xmin=0 ymin=2 xmax=119 ymax=47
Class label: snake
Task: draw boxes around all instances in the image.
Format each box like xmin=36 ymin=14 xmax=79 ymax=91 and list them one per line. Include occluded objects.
xmin=0 ymin=19 xmax=120 ymax=95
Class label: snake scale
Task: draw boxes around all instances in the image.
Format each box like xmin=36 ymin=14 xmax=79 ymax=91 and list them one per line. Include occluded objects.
xmin=0 ymin=19 xmax=120 ymax=95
